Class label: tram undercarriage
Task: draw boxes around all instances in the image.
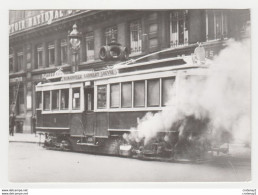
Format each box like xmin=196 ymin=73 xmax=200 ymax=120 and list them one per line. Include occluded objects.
xmin=42 ymin=128 xmax=230 ymax=163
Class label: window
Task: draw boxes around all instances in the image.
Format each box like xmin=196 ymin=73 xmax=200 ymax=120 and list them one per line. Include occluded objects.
xmin=36 ymin=44 xmax=43 ymax=69
xmin=52 ymin=90 xmax=59 ymax=110
xmin=72 ymin=88 xmax=80 ymax=110
xmin=85 ymin=32 xmax=95 ymax=61
xmin=43 ymin=91 xmax=50 ymax=111
xmin=60 ymin=89 xmax=69 ymax=110
xmin=48 ymin=42 xmax=55 ymax=66
xmin=110 ymin=83 xmax=120 ymax=108
xmin=134 ymin=81 xmax=145 ymax=107
xmin=36 ymin=91 xmax=42 ymax=109
xmin=104 ymin=26 xmax=117 ymax=45
xmin=206 ymin=10 xmax=228 ymax=41
xmin=17 ymin=51 xmax=23 ymax=71
xmin=162 ymin=77 xmax=175 ymax=106
xmin=169 ymin=10 xmax=189 ymax=48
xmin=61 ymin=39 xmax=68 ymax=64
xmin=130 ymin=20 xmax=142 ymax=55
xmin=9 ymin=55 xmax=14 ymax=72
xmin=122 ymin=82 xmax=132 ymax=108
xmin=147 ymin=79 xmax=160 ymax=107
xmin=97 ymin=85 xmax=107 ymax=109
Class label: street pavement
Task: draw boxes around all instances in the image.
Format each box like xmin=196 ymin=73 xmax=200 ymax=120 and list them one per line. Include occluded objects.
xmin=9 ymin=133 xmax=45 ymax=144
xmin=8 ymin=141 xmax=251 ymax=182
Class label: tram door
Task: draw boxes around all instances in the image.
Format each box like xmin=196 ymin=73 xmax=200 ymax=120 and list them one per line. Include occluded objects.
xmin=84 ymin=87 xmax=95 ymax=136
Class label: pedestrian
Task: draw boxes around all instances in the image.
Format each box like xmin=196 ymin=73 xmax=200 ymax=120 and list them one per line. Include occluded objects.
xmin=9 ymin=112 xmax=16 ymax=136
xmin=32 ymin=114 xmax=37 ymax=135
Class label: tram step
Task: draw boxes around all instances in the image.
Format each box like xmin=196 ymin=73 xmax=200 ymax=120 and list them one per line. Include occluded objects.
xmin=76 ymin=143 xmax=99 ymax=147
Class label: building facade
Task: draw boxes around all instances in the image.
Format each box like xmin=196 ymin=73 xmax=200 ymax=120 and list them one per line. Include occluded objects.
xmin=9 ymin=9 xmax=250 ymax=133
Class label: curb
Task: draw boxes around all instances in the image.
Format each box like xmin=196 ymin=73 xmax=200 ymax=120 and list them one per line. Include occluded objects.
xmin=9 ymin=140 xmax=44 ymax=144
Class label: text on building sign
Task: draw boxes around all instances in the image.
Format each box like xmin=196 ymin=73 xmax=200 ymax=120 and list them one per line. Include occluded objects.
xmin=9 ymin=10 xmax=82 ymax=34
xmin=61 ymin=69 xmax=119 ymax=81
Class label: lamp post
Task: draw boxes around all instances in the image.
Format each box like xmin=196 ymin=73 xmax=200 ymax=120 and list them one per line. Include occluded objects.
xmin=68 ymin=24 xmax=81 ymax=72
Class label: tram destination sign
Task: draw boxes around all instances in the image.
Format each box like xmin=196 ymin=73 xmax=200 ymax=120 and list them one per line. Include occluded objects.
xmin=61 ymin=69 xmax=119 ymax=81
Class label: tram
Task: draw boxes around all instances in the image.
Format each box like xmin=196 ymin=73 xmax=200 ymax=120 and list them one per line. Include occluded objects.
xmin=35 ymin=53 xmax=222 ymax=161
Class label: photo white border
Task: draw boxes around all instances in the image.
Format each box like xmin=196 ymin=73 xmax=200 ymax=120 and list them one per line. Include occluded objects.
xmin=1 ymin=0 xmax=258 ymax=192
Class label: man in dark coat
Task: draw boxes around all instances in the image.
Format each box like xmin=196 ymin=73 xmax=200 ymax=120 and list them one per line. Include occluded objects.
xmin=9 ymin=113 xmax=15 ymax=136
xmin=32 ymin=114 xmax=37 ymax=134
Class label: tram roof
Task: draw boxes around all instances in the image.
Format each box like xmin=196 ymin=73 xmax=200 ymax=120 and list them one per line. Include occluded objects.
xmin=36 ymin=55 xmax=209 ymax=88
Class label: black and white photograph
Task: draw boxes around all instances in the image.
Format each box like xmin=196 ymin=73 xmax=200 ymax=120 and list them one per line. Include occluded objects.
xmin=6 ymin=5 xmax=255 ymax=188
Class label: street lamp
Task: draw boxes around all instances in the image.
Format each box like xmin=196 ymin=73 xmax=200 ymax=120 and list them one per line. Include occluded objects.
xmin=68 ymin=24 xmax=82 ymax=72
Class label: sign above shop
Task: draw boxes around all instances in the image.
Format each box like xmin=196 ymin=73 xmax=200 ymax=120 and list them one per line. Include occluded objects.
xmin=9 ymin=10 xmax=85 ymax=34
xmin=61 ymin=69 xmax=119 ymax=81
xmin=9 ymin=77 xmax=23 ymax=83
xmin=42 ymin=68 xmax=65 ymax=79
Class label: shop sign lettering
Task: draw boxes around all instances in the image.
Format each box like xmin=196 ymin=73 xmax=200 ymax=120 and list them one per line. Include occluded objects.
xmin=61 ymin=69 xmax=119 ymax=81
xmin=9 ymin=77 xmax=23 ymax=83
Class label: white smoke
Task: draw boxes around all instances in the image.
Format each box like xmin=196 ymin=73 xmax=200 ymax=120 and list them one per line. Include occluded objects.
xmin=124 ymin=38 xmax=251 ymax=145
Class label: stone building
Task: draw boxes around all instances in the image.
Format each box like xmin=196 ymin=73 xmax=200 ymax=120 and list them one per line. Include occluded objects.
xmin=9 ymin=9 xmax=250 ymax=133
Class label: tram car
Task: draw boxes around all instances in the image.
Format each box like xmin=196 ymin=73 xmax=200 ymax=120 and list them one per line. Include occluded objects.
xmin=35 ymin=54 xmax=227 ymax=161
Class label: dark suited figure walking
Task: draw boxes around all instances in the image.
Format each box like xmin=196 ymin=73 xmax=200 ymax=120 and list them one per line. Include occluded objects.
xmin=32 ymin=114 xmax=37 ymax=135
xmin=9 ymin=113 xmax=16 ymax=136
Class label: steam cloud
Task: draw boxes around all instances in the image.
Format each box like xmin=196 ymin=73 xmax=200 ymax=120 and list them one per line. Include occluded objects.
xmin=124 ymin=38 xmax=251 ymax=146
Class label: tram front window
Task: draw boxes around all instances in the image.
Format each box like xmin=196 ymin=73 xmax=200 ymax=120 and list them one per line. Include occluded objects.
xmin=72 ymin=88 xmax=80 ymax=110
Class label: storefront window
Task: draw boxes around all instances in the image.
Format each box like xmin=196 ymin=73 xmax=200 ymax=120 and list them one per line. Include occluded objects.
xmin=48 ymin=42 xmax=55 ymax=66
xmin=134 ymin=81 xmax=145 ymax=107
xmin=110 ymin=83 xmax=120 ymax=108
xmin=147 ymin=79 xmax=160 ymax=107
xmin=121 ymin=82 xmax=132 ymax=108
xmin=17 ymin=51 xmax=23 ymax=72
xmin=9 ymin=48 xmax=14 ymax=72
xmin=97 ymin=85 xmax=107 ymax=109
xmin=162 ymin=77 xmax=175 ymax=106
xmin=72 ymin=88 xmax=80 ymax=110
xmin=43 ymin=91 xmax=50 ymax=111
xmin=52 ymin=90 xmax=60 ymax=110
xmin=61 ymin=89 xmax=69 ymax=110
xmin=36 ymin=91 xmax=42 ymax=109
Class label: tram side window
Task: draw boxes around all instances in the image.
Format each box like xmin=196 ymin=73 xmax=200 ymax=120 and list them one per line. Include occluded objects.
xmin=43 ymin=91 xmax=50 ymax=110
xmin=72 ymin=88 xmax=80 ymax=110
xmin=60 ymin=89 xmax=69 ymax=110
xmin=52 ymin=90 xmax=60 ymax=110
xmin=97 ymin=85 xmax=107 ymax=109
xmin=147 ymin=79 xmax=160 ymax=107
xmin=110 ymin=83 xmax=120 ymax=108
xmin=162 ymin=77 xmax=175 ymax=106
xmin=134 ymin=81 xmax=145 ymax=107
xmin=36 ymin=91 xmax=42 ymax=109
xmin=122 ymin=82 xmax=132 ymax=108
